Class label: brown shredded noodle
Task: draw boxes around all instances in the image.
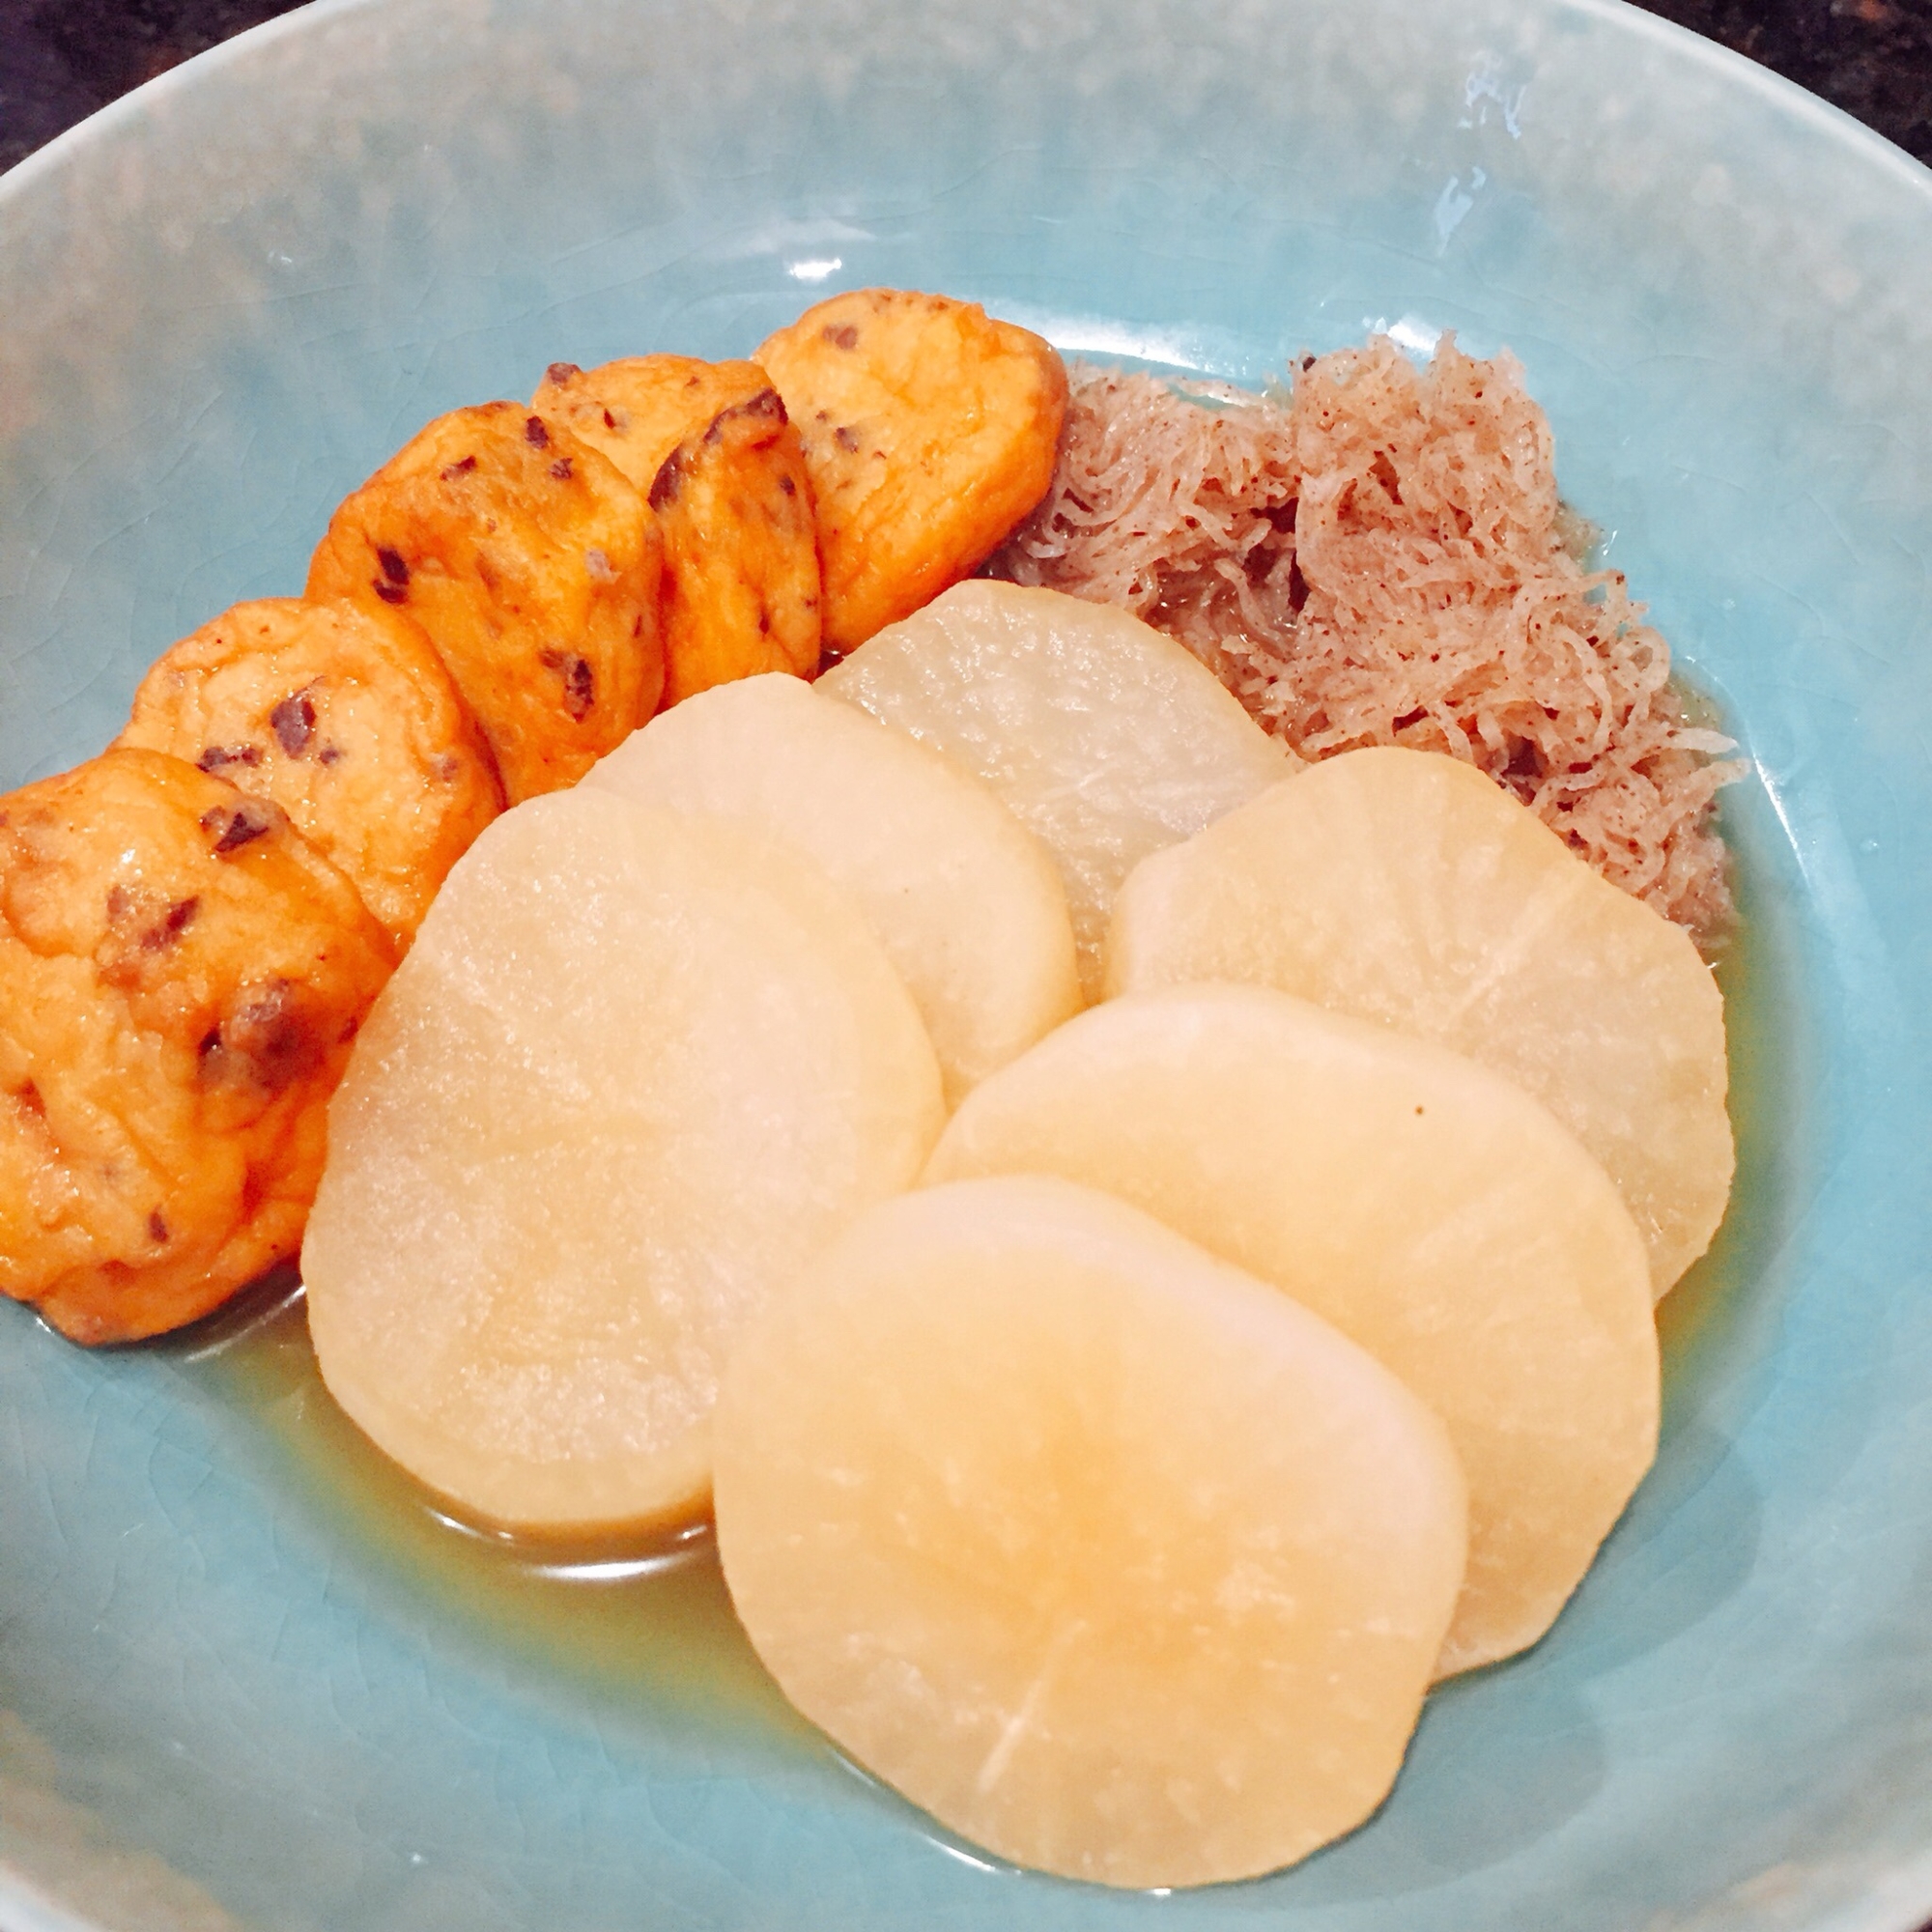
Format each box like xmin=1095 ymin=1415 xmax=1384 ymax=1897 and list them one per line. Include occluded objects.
xmin=987 ymin=337 xmax=1742 ymax=950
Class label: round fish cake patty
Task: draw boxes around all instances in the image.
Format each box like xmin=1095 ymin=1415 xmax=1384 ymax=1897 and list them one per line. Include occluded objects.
xmin=536 ymin=358 xmax=823 ymax=703
xmin=0 ymin=749 xmax=396 ymax=1344
xmin=532 ymin=355 xmax=773 ymax=494
xmin=645 ymin=384 xmax=822 ymax=704
xmin=116 ymin=596 xmax=502 ymax=950
xmin=306 ymin=402 xmax=664 ymax=803
xmin=755 ymin=289 xmax=1067 ymax=655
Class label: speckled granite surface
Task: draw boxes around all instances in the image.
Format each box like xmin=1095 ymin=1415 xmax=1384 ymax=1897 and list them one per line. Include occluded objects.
xmin=1639 ymin=0 xmax=1932 ymax=161
xmin=3 ymin=0 xmax=1931 ymax=173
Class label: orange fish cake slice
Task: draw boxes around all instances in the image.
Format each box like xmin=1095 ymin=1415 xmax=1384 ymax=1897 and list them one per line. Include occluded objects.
xmin=305 ymin=402 xmax=663 ymax=802
xmin=0 ymin=749 xmax=394 ymax=1344
xmin=536 ymin=356 xmax=822 ymax=706
xmin=532 ymin=355 xmax=769 ymax=492
xmin=116 ymin=596 xmax=502 ymax=949
xmin=646 ymin=385 xmax=821 ymax=704
xmin=755 ymin=288 xmax=1067 ymax=654
xmin=714 ymin=1176 xmax=1467 ymax=1889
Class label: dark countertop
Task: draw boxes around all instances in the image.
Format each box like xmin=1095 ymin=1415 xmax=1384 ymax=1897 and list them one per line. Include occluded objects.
xmin=2 ymin=0 xmax=1931 ymax=174
xmin=1642 ymin=0 xmax=1932 ymax=158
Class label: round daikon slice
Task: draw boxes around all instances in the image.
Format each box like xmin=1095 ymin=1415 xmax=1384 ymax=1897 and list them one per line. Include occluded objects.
xmin=303 ymin=790 xmax=945 ymax=1534
xmin=1105 ymin=746 xmax=1732 ymax=1294
xmin=818 ymin=581 xmax=1293 ymax=997
xmin=584 ymin=673 xmax=1079 ymax=1106
xmin=926 ymin=983 xmax=1660 ymax=1675
xmin=714 ymin=1175 xmax=1466 ymax=1889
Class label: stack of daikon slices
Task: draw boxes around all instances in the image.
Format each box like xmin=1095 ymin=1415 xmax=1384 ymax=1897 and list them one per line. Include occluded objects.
xmin=302 ymin=581 xmax=1734 ymax=1891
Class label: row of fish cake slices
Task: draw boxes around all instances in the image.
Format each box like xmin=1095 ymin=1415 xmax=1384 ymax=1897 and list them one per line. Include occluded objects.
xmin=0 ymin=388 xmax=668 ymax=1345
xmin=0 ymin=291 xmax=1068 ymax=1345
xmin=126 ymin=292 xmax=1067 ymax=956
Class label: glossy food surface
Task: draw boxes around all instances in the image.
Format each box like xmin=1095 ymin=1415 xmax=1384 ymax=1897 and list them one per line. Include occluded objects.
xmin=302 ymin=790 xmax=943 ymax=1533
xmin=821 ymin=582 xmax=1293 ymax=996
xmin=116 ymin=595 xmax=502 ymax=947
xmin=0 ymin=748 xmax=394 ymax=1344
xmin=927 ymin=983 xmax=1660 ymax=1676
xmin=584 ymin=674 xmax=1080 ymax=1105
xmin=715 ymin=1177 xmax=1467 ymax=1889
xmin=306 ymin=402 xmax=664 ymax=801
xmin=1108 ymin=749 xmax=1734 ymax=1295
xmin=755 ymin=290 xmax=1067 ymax=651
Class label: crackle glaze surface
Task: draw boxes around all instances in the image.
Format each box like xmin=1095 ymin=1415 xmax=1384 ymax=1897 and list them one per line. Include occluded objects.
xmin=2 ymin=0 xmax=1931 ymax=1927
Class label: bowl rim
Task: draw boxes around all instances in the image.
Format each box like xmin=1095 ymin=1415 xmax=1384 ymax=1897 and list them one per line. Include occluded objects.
xmin=4 ymin=1 xmax=1932 ymax=1929
xmin=4 ymin=0 xmax=1930 ymax=218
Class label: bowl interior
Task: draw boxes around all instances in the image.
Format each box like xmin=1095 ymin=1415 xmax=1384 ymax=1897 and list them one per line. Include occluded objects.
xmin=3 ymin=1 xmax=1932 ymax=1927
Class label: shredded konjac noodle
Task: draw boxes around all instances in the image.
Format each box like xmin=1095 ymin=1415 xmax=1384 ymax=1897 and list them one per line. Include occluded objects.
xmin=987 ymin=338 xmax=1742 ymax=949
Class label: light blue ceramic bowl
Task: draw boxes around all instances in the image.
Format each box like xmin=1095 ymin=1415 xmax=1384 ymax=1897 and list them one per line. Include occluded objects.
xmin=3 ymin=0 xmax=1930 ymax=1926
